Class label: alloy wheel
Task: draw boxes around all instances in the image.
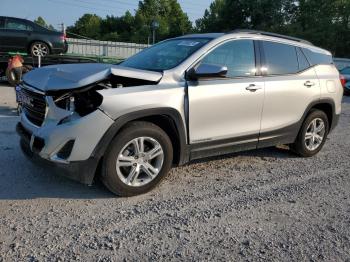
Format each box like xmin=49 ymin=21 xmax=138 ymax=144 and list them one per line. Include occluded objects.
xmin=116 ymin=136 xmax=164 ymax=187
xmin=32 ymin=43 xmax=48 ymax=56
xmin=304 ymin=118 xmax=326 ymax=151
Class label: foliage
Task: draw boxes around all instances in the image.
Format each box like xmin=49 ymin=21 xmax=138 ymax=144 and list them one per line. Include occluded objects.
xmin=65 ymin=0 xmax=350 ymax=56
xmin=195 ymin=0 xmax=350 ymax=57
xmin=67 ymin=14 xmax=102 ymax=39
xmin=33 ymin=16 xmax=55 ymax=30
xmin=67 ymin=0 xmax=192 ymax=43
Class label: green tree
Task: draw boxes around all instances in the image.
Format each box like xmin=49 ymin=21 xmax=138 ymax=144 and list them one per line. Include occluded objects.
xmin=66 ymin=0 xmax=192 ymax=43
xmin=67 ymin=14 xmax=102 ymax=39
xmin=100 ymin=11 xmax=135 ymax=41
xmin=289 ymin=0 xmax=350 ymax=57
xmin=195 ymin=0 xmax=295 ymax=32
xmin=195 ymin=0 xmax=350 ymax=57
xmin=132 ymin=0 xmax=192 ymax=43
xmin=34 ymin=16 xmax=55 ymax=30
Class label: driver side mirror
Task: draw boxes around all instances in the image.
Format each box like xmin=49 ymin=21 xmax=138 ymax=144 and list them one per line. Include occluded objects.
xmin=186 ymin=63 xmax=228 ymax=81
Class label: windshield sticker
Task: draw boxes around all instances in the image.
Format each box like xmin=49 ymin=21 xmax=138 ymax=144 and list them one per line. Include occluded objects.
xmin=178 ymin=41 xmax=200 ymax=47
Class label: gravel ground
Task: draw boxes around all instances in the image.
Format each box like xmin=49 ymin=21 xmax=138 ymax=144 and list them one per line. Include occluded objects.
xmin=0 ymin=82 xmax=349 ymax=261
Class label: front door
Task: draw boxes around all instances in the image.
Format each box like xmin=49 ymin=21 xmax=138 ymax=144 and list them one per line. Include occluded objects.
xmin=187 ymin=39 xmax=265 ymax=148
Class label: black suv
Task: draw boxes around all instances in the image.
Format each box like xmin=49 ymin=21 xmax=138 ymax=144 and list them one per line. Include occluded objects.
xmin=0 ymin=16 xmax=68 ymax=56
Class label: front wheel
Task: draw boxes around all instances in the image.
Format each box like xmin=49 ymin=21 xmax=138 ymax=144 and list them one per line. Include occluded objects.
xmin=291 ymin=109 xmax=329 ymax=157
xmin=101 ymin=121 xmax=173 ymax=197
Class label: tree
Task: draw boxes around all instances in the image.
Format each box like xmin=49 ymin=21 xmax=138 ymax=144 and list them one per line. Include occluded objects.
xmin=100 ymin=12 xmax=135 ymax=41
xmin=131 ymin=0 xmax=192 ymax=43
xmin=66 ymin=0 xmax=192 ymax=43
xmin=67 ymin=14 xmax=102 ymax=39
xmin=195 ymin=0 xmax=350 ymax=57
xmin=195 ymin=0 xmax=295 ymax=32
xmin=34 ymin=16 xmax=55 ymax=30
xmin=288 ymin=0 xmax=350 ymax=57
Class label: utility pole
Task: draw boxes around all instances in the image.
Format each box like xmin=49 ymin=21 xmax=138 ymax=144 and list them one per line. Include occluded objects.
xmin=60 ymin=23 xmax=66 ymax=35
xmin=150 ymin=20 xmax=159 ymax=44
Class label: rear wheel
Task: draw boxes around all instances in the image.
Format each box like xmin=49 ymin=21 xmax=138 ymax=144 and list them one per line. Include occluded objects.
xmin=30 ymin=42 xmax=50 ymax=57
xmin=291 ymin=109 xmax=329 ymax=157
xmin=101 ymin=121 xmax=173 ymax=196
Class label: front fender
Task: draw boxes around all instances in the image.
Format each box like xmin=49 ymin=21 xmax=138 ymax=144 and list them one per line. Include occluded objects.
xmin=91 ymin=107 xmax=189 ymax=166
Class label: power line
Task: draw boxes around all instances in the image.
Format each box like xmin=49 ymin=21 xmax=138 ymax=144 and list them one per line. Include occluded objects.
xmin=74 ymin=0 xmax=138 ymax=9
xmin=75 ymin=0 xmax=206 ymax=16
xmin=48 ymin=0 xmax=205 ymax=19
xmin=47 ymin=0 xmax=130 ymax=15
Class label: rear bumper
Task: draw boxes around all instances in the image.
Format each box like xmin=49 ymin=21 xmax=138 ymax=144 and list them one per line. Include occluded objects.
xmin=17 ymin=122 xmax=99 ymax=185
xmin=51 ymin=41 xmax=68 ymax=54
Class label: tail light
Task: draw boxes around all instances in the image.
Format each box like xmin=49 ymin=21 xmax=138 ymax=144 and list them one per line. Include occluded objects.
xmin=60 ymin=34 xmax=66 ymax=41
xmin=340 ymin=74 xmax=346 ymax=88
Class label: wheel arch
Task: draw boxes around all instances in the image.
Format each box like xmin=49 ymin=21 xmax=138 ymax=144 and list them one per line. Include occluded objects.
xmin=92 ymin=108 xmax=189 ymax=171
xmin=305 ymin=99 xmax=335 ymax=131
xmin=27 ymin=40 xmax=52 ymax=55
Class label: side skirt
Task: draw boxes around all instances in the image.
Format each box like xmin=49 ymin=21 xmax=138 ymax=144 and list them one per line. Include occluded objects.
xmin=188 ymin=123 xmax=300 ymax=161
xmin=189 ymin=135 xmax=258 ymax=161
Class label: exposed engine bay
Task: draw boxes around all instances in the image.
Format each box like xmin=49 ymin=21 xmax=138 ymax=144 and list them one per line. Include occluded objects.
xmin=47 ymin=75 xmax=157 ymax=116
xmin=51 ymin=75 xmax=159 ymax=117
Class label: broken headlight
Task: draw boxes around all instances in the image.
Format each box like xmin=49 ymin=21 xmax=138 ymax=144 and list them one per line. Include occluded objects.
xmin=54 ymin=89 xmax=103 ymax=117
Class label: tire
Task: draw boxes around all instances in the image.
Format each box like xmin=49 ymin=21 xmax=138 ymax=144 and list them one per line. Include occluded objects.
xmin=101 ymin=121 xmax=173 ymax=197
xmin=344 ymin=89 xmax=350 ymax=96
xmin=291 ymin=109 xmax=329 ymax=157
xmin=30 ymin=41 xmax=50 ymax=57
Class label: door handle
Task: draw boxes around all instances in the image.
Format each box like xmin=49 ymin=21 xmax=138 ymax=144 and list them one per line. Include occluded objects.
xmin=246 ymin=84 xmax=262 ymax=92
xmin=304 ymin=81 xmax=315 ymax=87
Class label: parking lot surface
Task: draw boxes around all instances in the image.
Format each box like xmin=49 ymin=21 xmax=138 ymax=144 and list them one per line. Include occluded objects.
xmin=0 ymin=82 xmax=349 ymax=261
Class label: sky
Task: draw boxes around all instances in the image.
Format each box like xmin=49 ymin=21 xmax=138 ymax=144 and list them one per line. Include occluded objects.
xmin=0 ymin=0 xmax=213 ymax=29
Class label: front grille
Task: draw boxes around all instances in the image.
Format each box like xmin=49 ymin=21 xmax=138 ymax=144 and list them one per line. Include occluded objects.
xmin=21 ymin=86 xmax=46 ymax=126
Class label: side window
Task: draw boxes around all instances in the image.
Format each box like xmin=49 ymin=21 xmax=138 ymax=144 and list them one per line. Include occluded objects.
xmin=201 ymin=40 xmax=256 ymax=78
xmin=0 ymin=18 xmax=4 ymax=29
xmin=302 ymin=48 xmax=333 ymax=65
xmin=262 ymin=41 xmax=299 ymax=75
xmin=296 ymin=48 xmax=310 ymax=71
xmin=5 ymin=19 xmax=29 ymax=31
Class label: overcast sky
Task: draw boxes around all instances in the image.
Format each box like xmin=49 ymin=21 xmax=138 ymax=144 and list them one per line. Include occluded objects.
xmin=0 ymin=0 xmax=212 ymax=29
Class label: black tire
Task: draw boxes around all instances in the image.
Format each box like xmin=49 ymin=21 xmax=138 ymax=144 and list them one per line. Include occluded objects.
xmin=30 ymin=41 xmax=50 ymax=57
xmin=101 ymin=121 xmax=173 ymax=197
xmin=344 ymin=89 xmax=350 ymax=96
xmin=291 ymin=109 xmax=329 ymax=157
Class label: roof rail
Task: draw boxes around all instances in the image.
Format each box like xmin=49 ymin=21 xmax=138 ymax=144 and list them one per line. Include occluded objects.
xmin=228 ymin=29 xmax=313 ymax=45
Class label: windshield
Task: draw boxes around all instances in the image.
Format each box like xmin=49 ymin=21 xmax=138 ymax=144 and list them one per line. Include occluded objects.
xmin=120 ymin=38 xmax=211 ymax=71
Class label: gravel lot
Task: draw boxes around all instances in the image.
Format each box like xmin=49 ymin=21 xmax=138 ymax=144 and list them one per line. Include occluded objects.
xmin=0 ymin=82 xmax=349 ymax=261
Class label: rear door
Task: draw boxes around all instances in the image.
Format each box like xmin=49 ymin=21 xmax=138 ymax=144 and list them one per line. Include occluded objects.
xmin=2 ymin=18 xmax=32 ymax=51
xmin=258 ymin=41 xmax=320 ymax=147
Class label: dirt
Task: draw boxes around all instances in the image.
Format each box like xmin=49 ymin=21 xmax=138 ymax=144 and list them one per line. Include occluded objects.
xmin=0 ymin=82 xmax=349 ymax=261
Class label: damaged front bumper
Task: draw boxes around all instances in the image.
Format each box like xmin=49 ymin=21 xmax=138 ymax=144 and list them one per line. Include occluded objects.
xmin=17 ymin=105 xmax=114 ymax=185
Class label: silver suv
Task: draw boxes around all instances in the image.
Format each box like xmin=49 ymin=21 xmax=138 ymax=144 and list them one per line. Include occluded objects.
xmin=16 ymin=30 xmax=343 ymax=196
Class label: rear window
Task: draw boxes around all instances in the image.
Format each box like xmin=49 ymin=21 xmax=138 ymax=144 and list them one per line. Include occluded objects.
xmin=302 ymin=48 xmax=333 ymax=65
xmin=262 ymin=41 xmax=299 ymax=75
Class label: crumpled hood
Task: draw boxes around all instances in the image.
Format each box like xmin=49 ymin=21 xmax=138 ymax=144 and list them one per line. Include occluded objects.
xmin=23 ymin=63 xmax=163 ymax=92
